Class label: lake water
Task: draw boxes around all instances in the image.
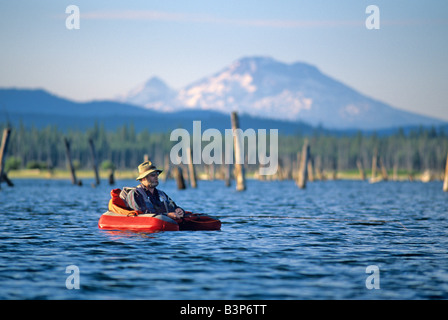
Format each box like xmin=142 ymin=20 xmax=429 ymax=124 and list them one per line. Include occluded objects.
xmin=0 ymin=178 xmax=447 ymax=300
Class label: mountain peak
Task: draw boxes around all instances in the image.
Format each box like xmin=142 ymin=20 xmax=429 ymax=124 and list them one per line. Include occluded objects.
xmin=230 ymin=56 xmax=276 ymax=70
xmin=119 ymin=76 xmax=176 ymax=109
xmin=231 ymin=56 xmax=318 ymax=73
xmin=143 ymin=76 xmax=170 ymax=88
xmin=118 ymin=56 xmax=444 ymax=129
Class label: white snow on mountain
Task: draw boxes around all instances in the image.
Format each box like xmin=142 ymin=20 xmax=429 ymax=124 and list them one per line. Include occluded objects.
xmin=118 ymin=56 xmax=443 ymax=130
xmin=117 ymin=76 xmax=177 ymax=111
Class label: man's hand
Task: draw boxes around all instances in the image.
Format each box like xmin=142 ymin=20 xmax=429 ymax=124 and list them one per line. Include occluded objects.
xmin=167 ymin=208 xmax=184 ymax=220
xmin=175 ymin=208 xmax=184 ymax=217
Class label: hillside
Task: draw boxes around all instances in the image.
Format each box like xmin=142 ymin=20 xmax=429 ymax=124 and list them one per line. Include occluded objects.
xmin=0 ymin=88 xmax=315 ymax=134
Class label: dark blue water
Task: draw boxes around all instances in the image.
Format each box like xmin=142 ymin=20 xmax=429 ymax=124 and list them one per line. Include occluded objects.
xmin=0 ymin=178 xmax=447 ymax=299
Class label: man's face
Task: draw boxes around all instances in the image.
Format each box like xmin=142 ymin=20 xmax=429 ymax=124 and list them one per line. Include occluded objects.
xmin=143 ymin=172 xmax=159 ymax=188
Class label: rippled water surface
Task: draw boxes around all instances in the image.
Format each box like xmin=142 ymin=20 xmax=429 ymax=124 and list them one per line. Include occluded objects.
xmin=1 ymin=178 xmax=447 ymax=299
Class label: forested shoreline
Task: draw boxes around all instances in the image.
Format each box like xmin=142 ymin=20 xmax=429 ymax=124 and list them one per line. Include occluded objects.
xmin=1 ymin=122 xmax=448 ymax=179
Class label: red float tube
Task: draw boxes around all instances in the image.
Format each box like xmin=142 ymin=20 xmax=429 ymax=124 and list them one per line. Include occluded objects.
xmin=98 ymin=211 xmax=180 ymax=232
xmin=98 ymin=188 xmax=221 ymax=232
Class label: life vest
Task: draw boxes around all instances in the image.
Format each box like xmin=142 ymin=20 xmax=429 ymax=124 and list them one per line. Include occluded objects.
xmin=118 ymin=185 xmax=177 ymax=214
xmin=135 ymin=185 xmax=170 ymax=213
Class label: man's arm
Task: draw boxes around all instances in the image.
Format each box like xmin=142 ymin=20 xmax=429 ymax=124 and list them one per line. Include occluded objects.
xmin=126 ymin=189 xmax=147 ymax=212
xmin=163 ymin=192 xmax=185 ymax=218
xmin=168 ymin=195 xmax=185 ymax=213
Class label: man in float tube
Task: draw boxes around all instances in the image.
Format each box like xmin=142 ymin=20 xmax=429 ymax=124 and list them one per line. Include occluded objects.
xmin=123 ymin=161 xmax=185 ymax=220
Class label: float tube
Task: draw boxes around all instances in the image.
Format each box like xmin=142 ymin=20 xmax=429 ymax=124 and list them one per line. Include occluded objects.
xmin=98 ymin=188 xmax=221 ymax=232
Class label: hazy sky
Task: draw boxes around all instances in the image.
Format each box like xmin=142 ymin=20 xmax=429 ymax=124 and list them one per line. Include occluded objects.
xmin=1 ymin=0 xmax=447 ymax=121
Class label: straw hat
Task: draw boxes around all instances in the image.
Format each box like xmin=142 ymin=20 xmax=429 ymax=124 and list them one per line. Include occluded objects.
xmin=136 ymin=161 xmax=163 ymax=180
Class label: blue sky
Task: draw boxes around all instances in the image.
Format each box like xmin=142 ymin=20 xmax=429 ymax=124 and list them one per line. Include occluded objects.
xmin=1 ymin=0 xmax=447 ymax=121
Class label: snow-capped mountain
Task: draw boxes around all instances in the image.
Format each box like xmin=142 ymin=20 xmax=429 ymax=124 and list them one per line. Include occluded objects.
xmin=119 ymin=56 xmax=444 ymax=130
xmin=117 ymin=76 xmax=177 ymax=111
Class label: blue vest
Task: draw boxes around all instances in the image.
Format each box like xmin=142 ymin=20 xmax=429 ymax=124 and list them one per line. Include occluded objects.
xmin=135 ymin=185 xmax=176 ymax=213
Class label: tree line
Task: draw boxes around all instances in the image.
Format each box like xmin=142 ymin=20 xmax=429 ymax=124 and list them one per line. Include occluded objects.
xmin=2 ymin=122 xmax=448 ymax=177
